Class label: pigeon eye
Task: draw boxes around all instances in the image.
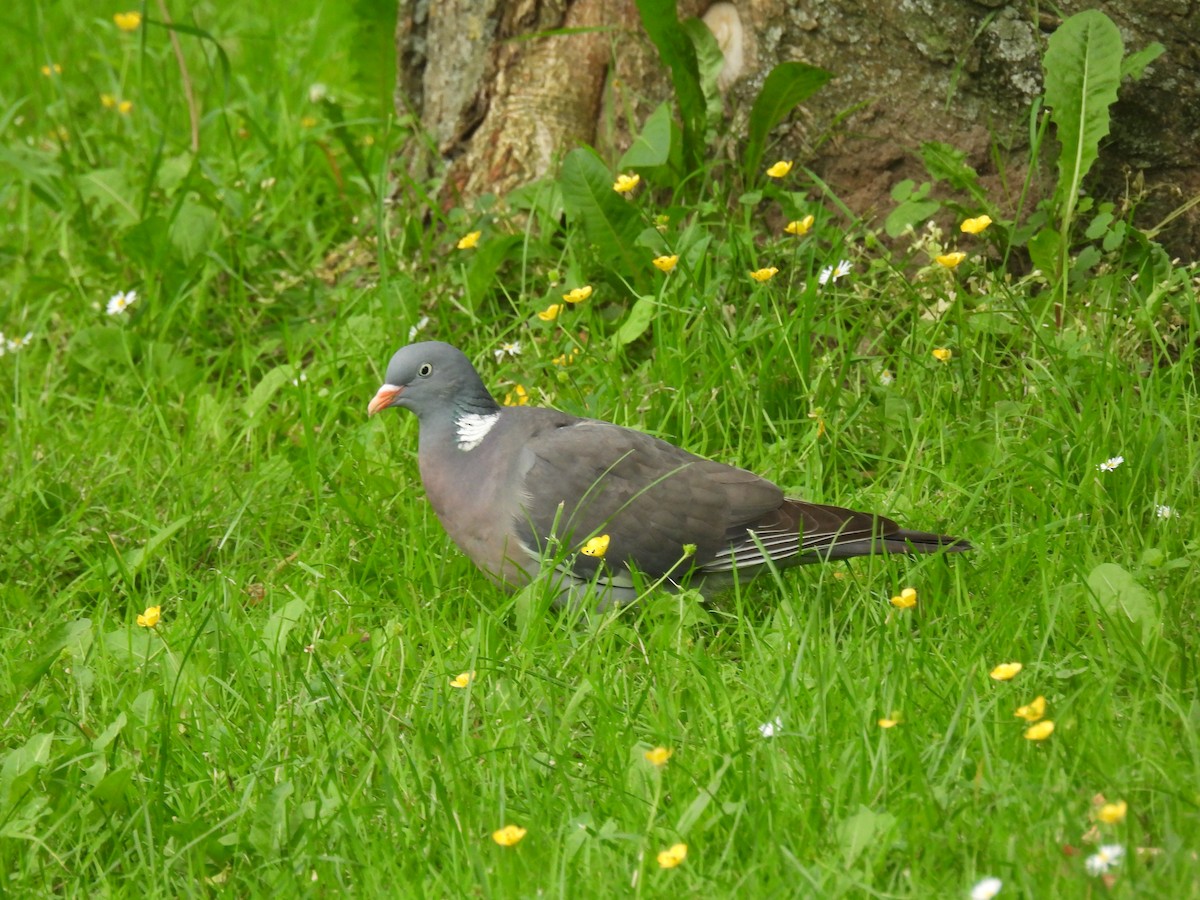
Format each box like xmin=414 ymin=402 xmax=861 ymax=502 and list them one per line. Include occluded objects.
xmin=418 ymin=363 xmax=433 ymax=377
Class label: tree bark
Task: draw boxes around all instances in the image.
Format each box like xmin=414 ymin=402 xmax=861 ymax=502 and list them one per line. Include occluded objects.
xmin=395 ymin=0 xmax=1199 ymax=258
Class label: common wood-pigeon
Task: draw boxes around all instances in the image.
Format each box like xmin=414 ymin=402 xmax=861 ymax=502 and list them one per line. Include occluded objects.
xmin=369 ymin=342 xmax=971 ymax=605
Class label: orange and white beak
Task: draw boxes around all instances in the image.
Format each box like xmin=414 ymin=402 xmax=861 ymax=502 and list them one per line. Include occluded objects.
xmin=367 ymin=383 xmax=403 ymax=416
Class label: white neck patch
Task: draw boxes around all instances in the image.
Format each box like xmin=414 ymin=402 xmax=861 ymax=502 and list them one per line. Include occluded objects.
xmin=455 ymin=412 xmax=501 ymax=451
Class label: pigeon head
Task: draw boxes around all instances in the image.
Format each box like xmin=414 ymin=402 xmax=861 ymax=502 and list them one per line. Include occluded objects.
xmin=367 ymin=341 xmax=498 ymax=420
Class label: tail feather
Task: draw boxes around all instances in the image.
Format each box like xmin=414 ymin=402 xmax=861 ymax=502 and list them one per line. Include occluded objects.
xmin=699 ymin=498 xmax=972 ymax=573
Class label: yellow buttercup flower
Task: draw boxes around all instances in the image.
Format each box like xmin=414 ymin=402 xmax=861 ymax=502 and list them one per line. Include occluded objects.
xmin=652 ymin=255 xmax=678 ymax=272
xmin=961 ymin=215 xmax=993 ymax=235
xmin=936 ymin=252 xmax=967 ymax=268
xmin=101 ymin=93 xmax=117 ymax=109
xmin=1014 ymin=696 xmax=1046 ymax=722
xmin=449 ymin=671 xmax=475 ymax=689
xmin=878 ymin=717 xmax=899 ymax=729
xmin=749 ymin=267 xmax=779 ymax=283
xmin=113 ymin=11 xmax=142 ymax=31
xmin=785 ymin=215 xmax=814 ymax=236
xmin=644 ymin=746 xmax=673 ymax=766
xmin=656 ymin=842 xmax=687 ymax=868
xmin=552 ymin=348 xmax=580 ymax=366
xmin=1024 ymin=720 xmax=1054 ymax=741
xmin=137 ymin=606 xmax=161 ymax=628
xmin=932 ymin=348 xmax=953 ymax=363
xmin=766 ymin=160 xmax=793 ymax=178
xmin=581 ymin=534 xmax=610 ymax=558
xmin=562 ymin=285 xmax=593 ymax=304
xmin=117 ymin=100 xmax=133 ymax=115
xmin=989 ymin=661 xmax=1022 ymax=681
xmin=41 ymin=63 xmax=63 ymax=76
xmin=536 ymin=303 xmax=562 ymax=322
xmin=890 ymin=587 xmax=917 ymax=609
xmin=492 ymin=825 xmax=527 ymax=847
xmin=1096 ymin=800 xmax=1127 ymax=824
xmin=456 ymin=231 xmax=481 ymax=250
xmin=613 ymin=173 xmax=640 ymax=193
xmin=503 ymin=385 xmax=528 ymax=407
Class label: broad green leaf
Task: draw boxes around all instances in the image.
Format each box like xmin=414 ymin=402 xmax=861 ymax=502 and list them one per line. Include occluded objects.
xmin=262 ymin=597 xmax=308 ymax=656
xmin=615 ymin=296 xmax=656 ymax=347
xmin=884 ymin=198 xmax=941 ymax=237
xmin=619 ymin=103 xmax=672 ymax=169
xmin=674 ymin=755 xmax=730 ymax=833
xmin=1087 ymin=562 xmax=1160 ymax=645
xmin=123 ymin=514 xmax=193 ymax=575
xmin=680 ymin=17 xmax=724 ymax=134
xmin=1120 ymin=42 xmax=1164 ymax=81
xmin=837 ymin=805 xmax=897 ymax=866
xmin=635 ymin=0 xmax=706 ymax=170
xmin=745 ymin=62 xmax=833 ymax=178
xmin=78 ymin=167 xmax=138 ymax=225
xmin=244 ymin=364 xmax=295 ymax=419
xmin=0 ymin=733 xmax=54 ymax=809
xmin=1027 ymin=227 xmax=1062 ymax=277
xmin=15 ymin=619 xmax=92 ymax=687
xmin=464 ymin=234 xmax=523 ymax=309
xmin=169 ymin=200 xmax=219 ymax=262
xmin=1044 ymin=11 xmax=1123 ymax=220
xmin=559 ymin=148 xmax=642 ymax=278
xmin=920 ymin=141 xmax=987 ymax=203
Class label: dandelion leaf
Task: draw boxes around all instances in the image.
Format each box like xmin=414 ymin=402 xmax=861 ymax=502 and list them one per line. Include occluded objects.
xmin=745 ymin=62 xmax=833 ymax=178
xmin=1043 ymin=11 xmax=1124 ymax=218
xmin=1086 ymin=562 xmax=1160 ymax=646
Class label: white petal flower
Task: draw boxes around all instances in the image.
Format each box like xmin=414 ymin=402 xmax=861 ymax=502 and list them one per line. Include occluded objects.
xmin=493 ymin=341 xmax=522 ymax=362
xmin=407 ymin=315 xmax=430 ymax=341
xmin=818 ymin=259 xmax=852 ymax=286
xmin=970 ymin=877 xmax=1003 ymax=900
xmin=1097 ymin=455 xmax=1124 ymax=473
xmin=1154 ymin=504 xmax=1175 ymax=519
xmin=758 ymin=716 xmax=783 ymax=738
xmin=308 ymin=83 xmax=328 ymax=103
xmin=106 ymin=290 xmax=137 ymax=316
xmin=1085 ymin=843 xmax=1125 ymax=876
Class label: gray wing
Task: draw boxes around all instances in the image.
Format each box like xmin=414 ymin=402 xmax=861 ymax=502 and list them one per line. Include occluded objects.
xmin=512 ymin=416 xmax=784 ymax=581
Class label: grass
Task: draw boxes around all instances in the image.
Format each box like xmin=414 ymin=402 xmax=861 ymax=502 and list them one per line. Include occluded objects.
xmin=2 ymin=2 xmax=1199 ymax=896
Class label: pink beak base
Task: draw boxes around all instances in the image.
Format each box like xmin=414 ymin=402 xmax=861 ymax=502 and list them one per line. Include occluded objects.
xmin=367 ymin=384 xmax=403 ymax=416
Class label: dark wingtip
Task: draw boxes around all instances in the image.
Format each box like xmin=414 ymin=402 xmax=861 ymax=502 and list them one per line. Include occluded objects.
xmin=889 ymin=530 xmax=973 ymax=554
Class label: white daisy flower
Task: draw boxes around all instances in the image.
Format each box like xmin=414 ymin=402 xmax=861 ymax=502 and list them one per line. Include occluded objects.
xmin=1085 ymin=843 xmax=1125 ymax=877
xmin=879 ymin=368 xmax=894 ymax=387
xmin=970 ymin=877 xmax=1003 ymax=900
xmin=758 ymin=716 xmax=783 ymax=738
xmin=1154 ymin=504 xmax=1175 ymax=519
xmin=818 ymin=259 xmax=851 ymax=286
xmin=493 ymin=341 xmax=522 ymax=362
xmin=1097 ymin=456 xmax=1124 ymax=473
xmin=106 ymin=290 xmax=137 ymax=316
xmin=407 ymin=315 xmax=430 ymax=341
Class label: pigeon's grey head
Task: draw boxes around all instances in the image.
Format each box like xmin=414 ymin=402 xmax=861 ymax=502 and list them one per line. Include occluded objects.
xmin=367 ymin=341 xmax=495 ymax=420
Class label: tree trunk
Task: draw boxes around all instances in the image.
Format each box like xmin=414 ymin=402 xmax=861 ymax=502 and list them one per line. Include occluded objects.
xmin=395 ymin=0 xmax=1199 ymax=258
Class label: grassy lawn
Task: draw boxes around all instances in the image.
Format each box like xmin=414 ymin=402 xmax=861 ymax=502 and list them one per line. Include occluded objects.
xmin=2 ymin=2 xmax=1198 ymax=896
